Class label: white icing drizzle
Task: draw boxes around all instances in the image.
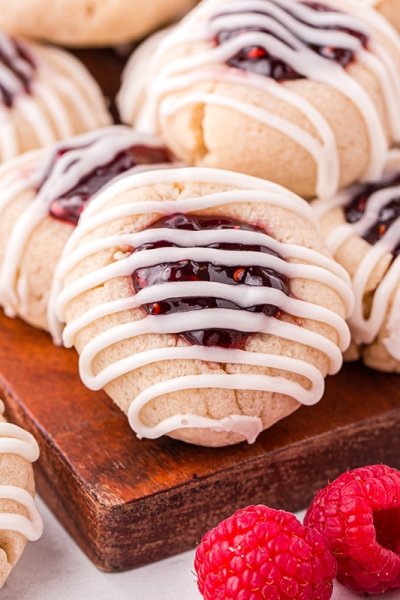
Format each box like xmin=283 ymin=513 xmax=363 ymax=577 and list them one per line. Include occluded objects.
xmin=0 ymin=34 xmax=35 ymax=102
xmin=312 ymin=149 xmax=400 ymax=360
xmin=0 ymin=423 xmax=40 ymax=462
xmin=0 ymin=32 xmax=110 ymax=162
xmin=56 ymin=166 xmax=353 ymax=442
xmin=0 ymin=126 xmax=173 ymax=343
xmin=0 ymin=487 xmax=42 ymax=542
xmin=0 ymin=418 xmax=43 ymax=542
xmin=119 ymin=0 xmax=400 ymax=199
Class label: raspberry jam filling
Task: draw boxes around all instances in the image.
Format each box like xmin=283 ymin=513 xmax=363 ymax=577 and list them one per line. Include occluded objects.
xmin=373 ymin=506 xmax=400 ymax=554
xmin=132 ymin=213 xmax=290 ymax=349
xmin=0 ymin=36 xmax=36 ymax=107
xmin=47 ymin=145 xmax=172 ymax=225
xmin=214 ymin=1 xmax=368 ymax=81
xmin=345 ymin=173 xmax=400 ymax=257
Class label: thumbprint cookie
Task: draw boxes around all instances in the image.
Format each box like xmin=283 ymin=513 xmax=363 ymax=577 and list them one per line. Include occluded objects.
xmin=313 ymin=149 xmax=400 ymax=372
xmin=0 ymin=126 xmax=175 ymax=342
xmin=0 ymin=30 xmax=110 ymax=162
xmin=55 ymin=167 xmax=353 ymax=446
xmin=119 ymin=0 xmax=400 ymax=199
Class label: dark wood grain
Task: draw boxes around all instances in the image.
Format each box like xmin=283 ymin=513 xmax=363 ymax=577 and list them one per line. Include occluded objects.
xmin=1 ymin=310 xmax=400 ymax=571
xmin=71 ymin=48 xmax=129 ymax=122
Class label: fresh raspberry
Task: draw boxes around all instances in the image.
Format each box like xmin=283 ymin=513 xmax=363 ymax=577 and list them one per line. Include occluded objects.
xmin=304 ymin=464 xmax=400 ymax=594
xmin=194 ymin=505 xmax=337 ymax=600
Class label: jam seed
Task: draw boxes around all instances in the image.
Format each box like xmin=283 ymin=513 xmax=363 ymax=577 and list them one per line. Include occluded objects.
xmin=151 ymin=302 xmax=161 ymax=315
xmin=233 ymin=268 xmax=245 ymax=283
xmin=247 ymin=47 xmax=267 ymax=60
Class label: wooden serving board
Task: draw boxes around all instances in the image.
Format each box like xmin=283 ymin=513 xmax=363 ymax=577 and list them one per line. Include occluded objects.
xmin=1 ymin=309 xmax=400 ymax=572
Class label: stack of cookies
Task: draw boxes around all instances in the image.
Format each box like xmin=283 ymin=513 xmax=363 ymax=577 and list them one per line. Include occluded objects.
xmin=0 ymin=0 xmax=399 ymax=456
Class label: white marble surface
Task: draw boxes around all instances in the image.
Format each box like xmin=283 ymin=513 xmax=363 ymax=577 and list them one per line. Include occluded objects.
xmin=1 ymin=498 xmax=398 ymax=600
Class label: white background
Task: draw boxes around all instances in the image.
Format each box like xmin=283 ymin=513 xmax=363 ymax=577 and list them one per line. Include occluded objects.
xmin=1 ymin=498 xmax=397 ymax=600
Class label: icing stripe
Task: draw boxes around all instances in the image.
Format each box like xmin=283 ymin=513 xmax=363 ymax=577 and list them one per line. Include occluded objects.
xmin=0 ymin=487 xmax=43 ymax=541
xmin=0 ymin=418 xmax=43 ymax=541
xmin=79 ymin=344 xmax=325 ymax=398
xmin=0 ymin=423 xmax=40 ymax=462
xmin=55 ymin=227 xmax=352 ymax=285
xmin=56 ymin=245 xmax=353 ymax=312
xmin=77 ymin=307 xmax=344 ymax=374
xmin=61 ymin=282 xmax=350 ymax=351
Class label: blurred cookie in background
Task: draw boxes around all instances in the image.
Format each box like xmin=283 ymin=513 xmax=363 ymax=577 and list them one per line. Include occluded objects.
xmin=56 ymin=166 xmax=353 ymax=447
xmin=0 ymin=401 xmax=43 ymax=588
xmin=0 ymin=0 xmax=199 ymax=47
xmin=312 ymin=149 xmax=400 ymax=372
xmin=0 ymin=30 xmax=111 ymax=162
xmin=372 ymin=0 xmax=400 ymax=33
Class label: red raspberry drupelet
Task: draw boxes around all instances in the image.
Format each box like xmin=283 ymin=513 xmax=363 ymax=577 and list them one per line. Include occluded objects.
xmin=194 ymin=505 xmax=336 ymax=600
xmin=304 ymin=464 xmax=400 ymax=594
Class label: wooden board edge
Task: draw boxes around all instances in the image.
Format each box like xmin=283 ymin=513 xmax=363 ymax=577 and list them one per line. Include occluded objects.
xmin=28 ymin=407 xmax=400 ymax=571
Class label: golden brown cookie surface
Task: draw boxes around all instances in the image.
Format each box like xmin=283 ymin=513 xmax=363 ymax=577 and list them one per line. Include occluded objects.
xmin=119 ymin=0 xmax=400 ymax=198
xmin=57 ymin=167 xmax=353 ymax=446
xmin=0 ymin=32 xmax=111 ymax=163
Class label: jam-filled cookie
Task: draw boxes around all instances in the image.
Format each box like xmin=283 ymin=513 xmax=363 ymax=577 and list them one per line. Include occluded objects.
xmin=119 ymin=0 xmax=400 ymax=199
xmin=312 ymin=149 xmax=400 ymax=372
xmin=0 ymin=126 xmax=175 ymax=343
xmin=0 ymin=400 xmax=43 ymax=588
xmin=0 ymin=0 xmax=198 ymax=47
xmin=55 ymin=167 xmax=353 ymax=447
xmin=0 ymin=30 xmax=110 ymax=162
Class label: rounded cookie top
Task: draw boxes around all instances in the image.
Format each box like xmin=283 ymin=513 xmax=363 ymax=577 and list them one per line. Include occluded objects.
xmin=0 ymin=29 xmax=111 ymax=163
xmin=119 ymin=0 xmax=400 ymax=198
xmin=0 ymin=0 xmax=198 ymax=47
xmin=312 ymin=149 xmax=400 ymax=371
xmin=56 ymin=167 xmax=353 ymax=446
